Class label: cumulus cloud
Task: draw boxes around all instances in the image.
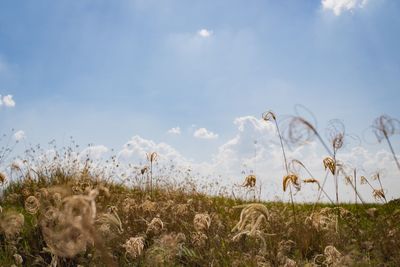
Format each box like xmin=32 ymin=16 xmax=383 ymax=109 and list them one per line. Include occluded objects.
xmin=197 ymin=29 xmax=213 ymax=38
xmin=118 ymin=135 xmax=189 ymax=165
xmin=0 ymin=95 xmax=16 ymax=107
xmin=13 ymin=130 xmax=26 ymax=141
xmin=167 ymin=127 xmax=181 ymax=135
xmin=112 ymin=116 xmax=399 ymax=202
xmin=193 ymin=128 xmax=219 ymax=139
xmin=322 ymin=0 xmax=368 ymax=15
xmin=79 ymin=145 xmax=109 ymax=160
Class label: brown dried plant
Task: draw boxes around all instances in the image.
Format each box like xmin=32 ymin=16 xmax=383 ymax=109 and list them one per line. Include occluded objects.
xmin=372 ymin=115 xmax=400 ymax=171
xmin=323 ymin=157 xmax=336 ymax=175
xmin=290 ymin=159 xmax=334 ymax=204
xmin=360 ymin=173 xmax=387 ymax=203
xmin=0 ymin=210 xmax=24 ymax=239
xmin=262 ymin=110 xmax=296 ymax=222
xmin=122 ymin=236 xmax=145 ymax=259
xmin=283 ymin=115 xmax=332 ymax=156
xmin=193 ymin=213 xmax=211 ymax=232
xmin=282 ymin=174 xmax=300 ymax=192
xmin=242 ymin=174 xmax=256 ymax=188
xmin=0 ymin=172 xmax=6 ymax=185
xmin=146 ymin=152 xmax=158 ymax=194
xmin=232 ymin=203 xmax=270 ymax=253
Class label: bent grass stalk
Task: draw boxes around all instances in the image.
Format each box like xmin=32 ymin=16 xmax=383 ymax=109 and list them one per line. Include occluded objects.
xmin=291 ymin=159 xmax=334 ymax=204
xmin=262 ymin=111 xmax=297 ymax=224
xmin=372 ymin=115 xmax=400 ymax=172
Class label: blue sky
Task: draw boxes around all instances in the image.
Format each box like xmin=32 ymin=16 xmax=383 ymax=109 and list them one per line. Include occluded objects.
xmin=0 ymin=0 xmax=400 ymax=201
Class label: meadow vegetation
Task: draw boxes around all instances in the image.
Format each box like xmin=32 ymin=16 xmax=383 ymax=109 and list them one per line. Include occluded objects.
xmin=0 ymin=111 xmax=399 ymax=266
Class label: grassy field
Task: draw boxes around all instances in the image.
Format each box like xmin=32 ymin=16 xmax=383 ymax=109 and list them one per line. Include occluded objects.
xmin=0 ymin=164 xmax=399 ymax=267
xmin=1 ymin=112 xmax=399 ymax=266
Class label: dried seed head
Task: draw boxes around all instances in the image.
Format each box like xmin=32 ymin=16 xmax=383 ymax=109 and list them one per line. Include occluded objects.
xmin=40 ymin=190 xmax=98 ymax=258
xmin=13 ymin=254 xmax=23 ymax=265
xmin=0 ymin=172 xmax=6 ymax=184
xmin=140 ymin=166 xmax=148 ymax=175
xmin=141 ymin=200 xmax=157 ymax=213
xmin=262 ymin=111 xmax=276 ymax=121
xmin=324 ymin=245 xmax=342 ymax=265
xmin=242 ymin=174 xmax=256 ymax=188
xmin=332 ymin=133 xmax=344 ymax=151
xmin=360 ymin=176 xmax=367 ymax=185
xmin=25 ymin=196 xmax=40 ymax=215
xmin=146 ymin=152 xmax=158 ymax=163
xmin=0 ymin=211 xmax=24 ymax=239
xmin=123 ymin=236 xmax=145 ymax=259
xmin=97 ymin=206 xmax=123 ymax=234
xmin=283 ymin=174 xmax=300 ymax=192
xmin=122 ymin=197 xmax=136 ymax=213
xmin=326 ymin=120 xmax=345 ymax=151
xmin=303 ymin=178 xmax=319 ymax=184
xmin=372 ymin=115 xmax=400 ymax=142
xmin=10 ymin=162 xmax=21 ymax=172
xmin=373 ymin=189 xmax=385 ymax=200
xmin=283 ymin=116 xmax=318 ymax=146
xmin=371 ymin=172 xmax=380 ymax=181
xmin=175 ymin=203 xmax=189 ymax=216
xmin=146 ymin=217 xmax=164 ymax=235
xmin=193 ymin=213 xmax=211 ymax=232
xmin=323 ymin=157 xmax=336 ymax=175
xmin=191 ymin=232 xmax=208 ymax=247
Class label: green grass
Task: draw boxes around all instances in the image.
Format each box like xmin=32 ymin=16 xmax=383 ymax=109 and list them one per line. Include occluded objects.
xmin=0 ymin=168 xmax=400 ymax=267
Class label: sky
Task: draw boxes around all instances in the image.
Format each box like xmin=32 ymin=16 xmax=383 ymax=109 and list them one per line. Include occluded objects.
xmin=1 ymin=0 xmax=400 ymax=202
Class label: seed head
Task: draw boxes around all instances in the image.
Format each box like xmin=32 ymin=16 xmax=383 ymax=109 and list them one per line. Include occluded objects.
xmin=283 ymin=174 xmax=300 ymax=192
xmin=25 ymin=196 xmax=40 ymax=215
xmin=323 ymin=157 xmax=336 ymax=175
xmin=193 ymin=213 xmax=211 ymax=232
xmin=262 ymin=111 xmax=276 ymax=121
xmin=242 ymin=174 xmax=256 ymax=188
xmin=123 ymin=236 xmax=145 ymax=259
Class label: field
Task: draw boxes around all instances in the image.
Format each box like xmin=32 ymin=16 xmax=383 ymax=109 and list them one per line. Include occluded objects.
xmin=0 ymin=113 xmax=400 ymax=267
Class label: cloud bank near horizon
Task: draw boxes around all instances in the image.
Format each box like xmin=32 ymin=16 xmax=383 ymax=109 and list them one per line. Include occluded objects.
xmin=40 ymin=115 xmax=398 ymax=203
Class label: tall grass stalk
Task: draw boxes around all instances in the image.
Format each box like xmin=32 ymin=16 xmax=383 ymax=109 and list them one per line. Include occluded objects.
xmin=262 ymin=111 xmax=297 ymax=223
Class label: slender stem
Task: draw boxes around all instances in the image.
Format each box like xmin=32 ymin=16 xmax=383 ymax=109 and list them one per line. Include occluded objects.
xmin=312 ymin=172 xmax=329 ymax=214
xmin=315 ymin=132 xmax=333 ymax=157
xmin=295 ymin=160 xmax=334 ymax=204
xmin=384 ymin=134 xmax=400 ymax=171
xmin=354 ymin=169 xmax=357 ymax=205
xmin=376 ymin=176 xmax=387 ymax=204
xmin=274 ymin=120 xmax=289 ymax=174
xmin=274 ymin=118 xmax=296 ymax=223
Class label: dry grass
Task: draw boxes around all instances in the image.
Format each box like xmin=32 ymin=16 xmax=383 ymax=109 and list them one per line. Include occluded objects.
xmin=0 ymin=112 xmax=399 ymax=266
xmin=0 ymin=159 xmax=399 ymax=266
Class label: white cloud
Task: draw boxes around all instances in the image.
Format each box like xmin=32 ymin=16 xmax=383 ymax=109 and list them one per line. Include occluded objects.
xmin=167 ymin=127 xmax=181 ymax=135
xmin=112 ymin=116 xmax=400 ymax=202
xmin=197 ymin=29 xmax=213 ymax=38
xmin=31 ymin=115 xmax=395 ymax=203
xmin=193 ymin=127 xmax=219 ymax=139
xmin=118 ymin=135 xmax=189 ymax=165
xmin=322 ymin=0 xmax=368 ymax=15
xmin=79 ymin=145 xmax=109 ymax=160
xmin=13 ymin=130 xmax=26 ymax=141
xmin=1 ymin=95 xmax=16 ymax=107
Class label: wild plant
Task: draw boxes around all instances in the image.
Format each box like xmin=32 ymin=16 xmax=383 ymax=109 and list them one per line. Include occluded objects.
xmin=371 ymin=115 xmax=400 ymax=172
xmin=146 ymin=152 xmax=158 ymax=195
xmin=262 ymin=111 xmax=297 ymax=222
xmin=360 ymin=173 xmax=387 ymax=203
xmin=290 ymin=159 xmax=334 ymax=204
